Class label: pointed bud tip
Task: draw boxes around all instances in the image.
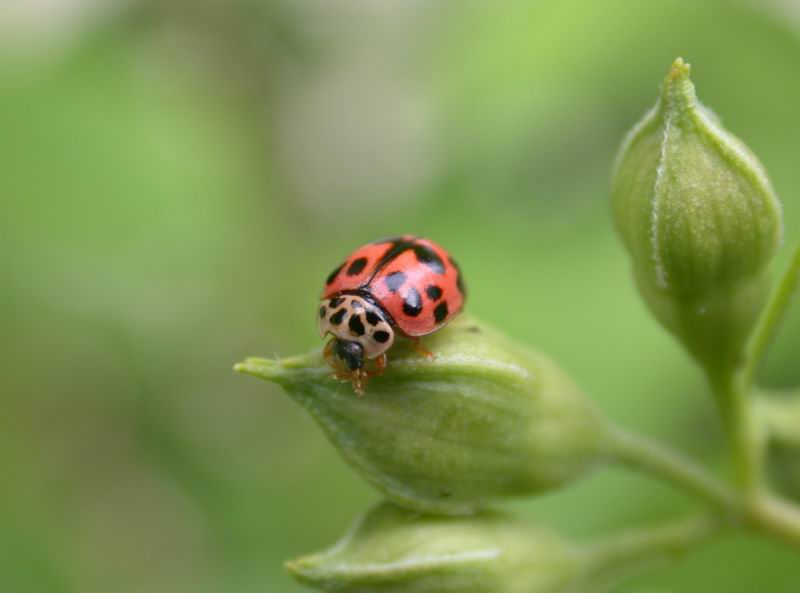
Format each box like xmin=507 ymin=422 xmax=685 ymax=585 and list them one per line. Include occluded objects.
xmin=284 ymin=557 xmax=314 ymax=577
xmin=233 ymin=357 xmax=289 ymax=383
xmin=668 ymin=57 xmax=691 ymax=80
xmin=660 ymin=57 xmax=696 ymax=111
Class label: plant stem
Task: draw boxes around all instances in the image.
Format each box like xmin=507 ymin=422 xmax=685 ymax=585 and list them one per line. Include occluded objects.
xmin=744 ymin=243 xmax=800 ymax=386
xmin=707 ymin=370 xmax=764 ymax=497
xmin=608 ymin=427 xmax=738 ymax=513
xmin=581 ymin=514 xmax=723 ymax=592
xmin=748 ymin=494 xmax=800 ymax=548
xmin=609 ymin=426 xmax=800 ymax=550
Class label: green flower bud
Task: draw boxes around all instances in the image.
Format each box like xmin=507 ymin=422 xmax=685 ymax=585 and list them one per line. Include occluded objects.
xmin=235 ymin=316 xmax=610 ymax=515
xmin=612 ymin=58 xmax=783 ymax=374
xmin=287 ymin=502 xmax=583 ymax=593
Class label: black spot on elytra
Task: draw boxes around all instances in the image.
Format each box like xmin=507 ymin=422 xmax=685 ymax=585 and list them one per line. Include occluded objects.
xmin=347 ymin=257 xmax=368 ymax=276
xmin=319 ymin=306 xmax=327 ymax=318
xmin=365 ymin=311 xmax=382 ymax=326
xmin=329 ymin=296 xmax=344 ymax=308
xmin=385 ymin=271 xmax=406 ymax=293
xmin=403 ymin=287 xmax=422 ymax=317
xmin=326 ymin=263 xmax=345 ymax=285
xmin=373 ymin=330 xmax=390 ymax=343
xmin=349 ymin=314 xmax=366 ymax=336
xmin=434 ymin=301 xmax=449 ymax=324
xmin=378 ymin=239 xmax=407 ymax=266
xmin=330 ymin=309 xmax=347 ymax=325
xmin=413 ymin=246 xmax=445 ymax=274
xmin=350 ymin=299 xmax=363 ymax=309
xmin=426 ymin=285 xmax=443 ymax=301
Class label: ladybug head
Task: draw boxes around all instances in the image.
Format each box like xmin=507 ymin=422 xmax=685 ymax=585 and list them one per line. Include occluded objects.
xmin=333 ymin=339 xmax=364 ymax=371
xmin=318 ymin=294 xmax=395 ymax=360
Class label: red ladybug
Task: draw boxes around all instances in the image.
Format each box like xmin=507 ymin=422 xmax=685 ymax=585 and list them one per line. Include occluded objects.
xmin=318 ymin=235 xmax=466 ymax=394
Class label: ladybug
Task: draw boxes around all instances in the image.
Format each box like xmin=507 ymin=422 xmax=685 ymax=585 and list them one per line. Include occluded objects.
xmin=318 ymin=235 xmax=466 ymax=395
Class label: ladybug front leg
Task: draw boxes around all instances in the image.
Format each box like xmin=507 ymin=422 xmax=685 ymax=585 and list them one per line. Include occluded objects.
xmin=410 ymin=337 xmax=434 ymax=358
xmin=350 ymin=370 xmax=368 ymax=397
xmin=373 ymin=353 xmax=387 ymax=376
xmin=364 ymin=353 xmax=387 ymax=379
xmin=323 ymin=339 xmax=336 ymax=365
xmin=325 ymin=340 xmax=353 ymax=382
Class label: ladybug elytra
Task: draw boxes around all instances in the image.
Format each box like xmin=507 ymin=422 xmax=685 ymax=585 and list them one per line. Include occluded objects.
xmin=318 ymin=235 xmax=466 ymax=395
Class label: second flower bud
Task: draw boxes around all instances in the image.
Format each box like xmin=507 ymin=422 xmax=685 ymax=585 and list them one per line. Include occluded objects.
xmin=612 ymin=58 xmax=783 ymax=375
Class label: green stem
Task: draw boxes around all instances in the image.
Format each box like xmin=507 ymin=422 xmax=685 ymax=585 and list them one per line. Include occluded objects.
xmin=745 ymin=243 xmax=800 ymax=385
xmin=707 ymin=370 xmax=764 ymax=497
xmin=581 ymin=514 xmax=723 ymax=592
xmin=609 ymin=427 xmax=738 ymax=513
xmin=609 ymin=426 xmax=800 ymax=549
xmin=748 ymin=494 xmax=800 ymax=548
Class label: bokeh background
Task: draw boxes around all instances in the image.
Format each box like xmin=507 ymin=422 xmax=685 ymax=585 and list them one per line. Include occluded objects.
xmin=3 ymin=0 xmax=800 ymax=591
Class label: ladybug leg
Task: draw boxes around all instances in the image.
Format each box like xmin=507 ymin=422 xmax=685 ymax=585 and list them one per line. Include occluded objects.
xmin=373 ymin=353 xmax=387 ymax=376
xmin=323 ymin=339 xmax=336 ymax=367
xmin=324 ymin=340 xmax=346 ymax=376
xmin=350 ymin=370 xmax=368 ymax=397
xmin=324 ymin=340 xmax=370 ymax=396
xmin=325 ymin=340 xmax=355 ymax=384
xmin=364 ymin=353 xmax=387 ymax=379
xmin=410 ymin=337 xmax=434 ymax=358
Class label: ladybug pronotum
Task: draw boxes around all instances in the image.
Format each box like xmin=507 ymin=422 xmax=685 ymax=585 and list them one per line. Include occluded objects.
xmin=318 ymin=235 xmax=466 ymax=395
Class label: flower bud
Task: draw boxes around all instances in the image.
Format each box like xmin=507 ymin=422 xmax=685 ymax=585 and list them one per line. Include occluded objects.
xmin=612 ymin=58 xmax=783 ymax=373
xmin=287 ymin=502 xmax=583 ymax=593
xmin=235 ymin=316 xmax=610 ymax=515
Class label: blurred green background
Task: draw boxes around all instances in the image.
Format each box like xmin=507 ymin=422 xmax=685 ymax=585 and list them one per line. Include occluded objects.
xmin=2 ymin=0 xmax=800 ymax=591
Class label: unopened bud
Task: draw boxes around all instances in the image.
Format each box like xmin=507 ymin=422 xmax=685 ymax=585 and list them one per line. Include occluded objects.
xmin=612 ymin=58 xmax=783 ymax=373
xmin=287 ymin=502 xmax=583 ymax=593
xmin=236 ymin=316 xmax=610 ymax=515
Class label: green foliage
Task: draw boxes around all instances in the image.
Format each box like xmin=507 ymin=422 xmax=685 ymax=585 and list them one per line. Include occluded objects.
xmin=239 ymin=59 xmax=800 ymax=593
xmin=5 ymin=2 xmax=800 ymax=593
